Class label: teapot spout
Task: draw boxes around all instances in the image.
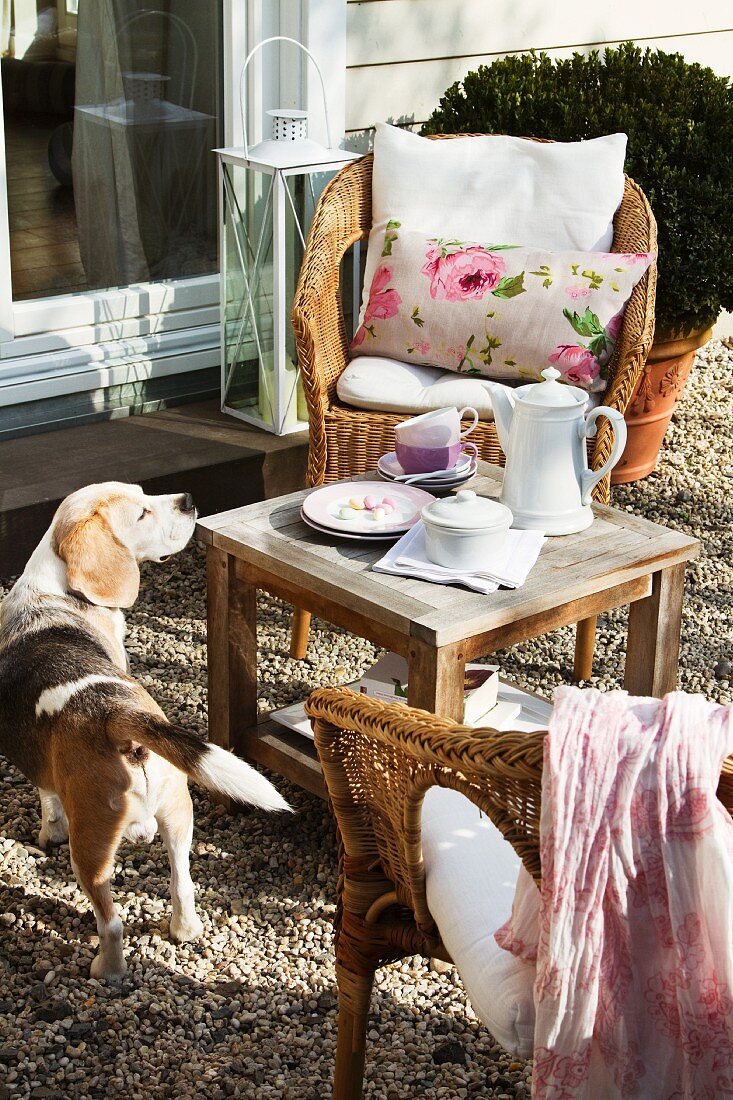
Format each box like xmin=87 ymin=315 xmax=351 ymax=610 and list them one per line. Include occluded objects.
xmin=483 ymin=381 xmax=515 ymax=455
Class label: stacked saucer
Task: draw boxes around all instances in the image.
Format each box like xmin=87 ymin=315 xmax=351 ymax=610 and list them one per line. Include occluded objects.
xmin=377 ymin=450 xmax=478 ymax=493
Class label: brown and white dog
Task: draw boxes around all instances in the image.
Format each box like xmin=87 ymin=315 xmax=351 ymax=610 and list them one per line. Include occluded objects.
xmin=0 ymin=482 xmax=290 ymax=980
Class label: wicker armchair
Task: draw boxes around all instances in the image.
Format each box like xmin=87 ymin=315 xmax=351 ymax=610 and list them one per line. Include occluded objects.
xmin=293 ymin=141 xmax=656 ymax=493
xmin=290 ymin=137 xmax=658 ymax=667
xmin=305 ymin=686 xmax=545 ymax=1100
xmin=305 ymin=686 xmax=733 ymax=1100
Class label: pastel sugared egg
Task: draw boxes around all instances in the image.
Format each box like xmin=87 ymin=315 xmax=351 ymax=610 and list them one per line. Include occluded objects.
xmin=348 ymin=496 xmax=365 ymax=510
xmin=372 ymin=507 xmax=386 ymax=522
xmin=363 ymin=495 xmax=376 ymax=510
xmin=381 ymin=503 xmax=394 ymax=515
xmin=382 ymin=497 xmax=396 ymax=509
xmin=339 ymin=506 xmax=358 ymax=520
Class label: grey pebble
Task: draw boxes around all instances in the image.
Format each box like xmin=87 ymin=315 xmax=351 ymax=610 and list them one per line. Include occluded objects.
xmin=433 ymin=1040 xmax=468 ymax=1065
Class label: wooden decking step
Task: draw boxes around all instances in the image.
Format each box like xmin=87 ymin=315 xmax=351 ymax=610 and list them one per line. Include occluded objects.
xmin=0 ymin=401 xmax=308 ymax=577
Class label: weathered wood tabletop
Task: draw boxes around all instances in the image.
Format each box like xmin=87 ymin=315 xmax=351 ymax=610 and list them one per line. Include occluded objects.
xmin=197 ymin=463 xmax=699 ymax=798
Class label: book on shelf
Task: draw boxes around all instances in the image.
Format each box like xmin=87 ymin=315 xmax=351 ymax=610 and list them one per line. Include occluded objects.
xmin=356 ymin=651 xmax=500 ymax=725
xmin=269 ymin=653 xmax=551 ymax=741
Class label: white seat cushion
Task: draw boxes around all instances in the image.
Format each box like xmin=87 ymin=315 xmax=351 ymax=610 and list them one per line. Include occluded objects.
xmin=422 ymin=787 xmax=536 ymax=1057
xmin=337 ymin=356 xmax=498 ymax=419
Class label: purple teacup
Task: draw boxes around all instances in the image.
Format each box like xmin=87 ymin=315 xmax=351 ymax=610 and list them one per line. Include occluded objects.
xmin=396 ymin=441 xmax=477 ymax=475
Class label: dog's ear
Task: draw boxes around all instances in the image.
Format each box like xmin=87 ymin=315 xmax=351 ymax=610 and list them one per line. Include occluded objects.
xmin=54 ymin=508 xmax=140 ymax=608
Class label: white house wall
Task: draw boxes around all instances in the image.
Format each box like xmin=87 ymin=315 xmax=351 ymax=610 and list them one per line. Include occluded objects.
xmin=345 ymin=1 xmax=733 ymax=138
xmin=345 ymin=0 xmax=732 ymax=336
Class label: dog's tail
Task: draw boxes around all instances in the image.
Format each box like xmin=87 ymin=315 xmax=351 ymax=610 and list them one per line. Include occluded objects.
xmin=108 ymin=709 xmax=292 ymax=813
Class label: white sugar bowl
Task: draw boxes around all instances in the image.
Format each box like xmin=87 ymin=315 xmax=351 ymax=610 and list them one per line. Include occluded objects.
xmin=422 ymin=490 xmax=513 ymax=572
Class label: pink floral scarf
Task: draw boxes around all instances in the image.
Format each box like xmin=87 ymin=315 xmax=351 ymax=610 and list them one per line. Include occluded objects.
xmin=496 ymin=687 xmax=733 ymax=1099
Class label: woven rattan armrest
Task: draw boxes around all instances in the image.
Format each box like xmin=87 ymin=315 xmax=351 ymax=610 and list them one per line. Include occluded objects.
xmin=305 ymin=687 xmax=545 ymax=942
xmin=590 ymin=176 xmax=658 ymax=477
xmin=292 ymin=157 xmax=373 ymax=486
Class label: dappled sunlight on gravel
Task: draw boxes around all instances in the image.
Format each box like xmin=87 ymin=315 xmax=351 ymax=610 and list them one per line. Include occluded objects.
xmin=0 ymin=341 xmax=730 ymax=1098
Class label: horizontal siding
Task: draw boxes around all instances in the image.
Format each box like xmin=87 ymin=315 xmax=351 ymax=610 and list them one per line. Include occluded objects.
xmin=345 ymin=1 xmax=733 ymax=137
xmin=346 ymin=0 xmax=732 ymax=67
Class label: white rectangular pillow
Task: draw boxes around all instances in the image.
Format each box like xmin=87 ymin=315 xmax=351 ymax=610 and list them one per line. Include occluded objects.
xmin=362 ymin=123 xmax=627 ymax=322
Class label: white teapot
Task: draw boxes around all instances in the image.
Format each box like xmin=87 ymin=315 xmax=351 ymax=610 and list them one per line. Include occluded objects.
xmin=484 ymin=368 xmax=627 ymax=535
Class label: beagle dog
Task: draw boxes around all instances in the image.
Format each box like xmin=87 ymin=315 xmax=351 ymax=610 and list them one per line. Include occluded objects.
xmin=0 ymin=482 xmax=290 ymax=980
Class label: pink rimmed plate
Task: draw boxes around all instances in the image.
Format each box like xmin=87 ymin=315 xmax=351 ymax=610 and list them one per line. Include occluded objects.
xmin=300 ymin=509 xmax=401 ymax=542
xmin=301 ymin=481 xmax=435 ymax=536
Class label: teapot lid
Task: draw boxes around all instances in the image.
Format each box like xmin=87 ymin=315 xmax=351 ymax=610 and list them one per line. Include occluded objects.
xmin=422 ymin=489 xmax=513 ymax=531
xmin=521 ymin=366 xmax=587 ymax=407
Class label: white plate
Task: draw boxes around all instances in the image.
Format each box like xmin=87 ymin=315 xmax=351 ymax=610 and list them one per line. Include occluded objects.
xmin=300 ymin=509 xmax=404 ymax=542
xmin=302 ymin=481 xmax=435 ymax=535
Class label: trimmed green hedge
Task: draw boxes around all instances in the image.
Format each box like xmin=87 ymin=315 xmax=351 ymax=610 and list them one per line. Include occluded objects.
xmin=423 ymin=44 xmax=733 ymax=336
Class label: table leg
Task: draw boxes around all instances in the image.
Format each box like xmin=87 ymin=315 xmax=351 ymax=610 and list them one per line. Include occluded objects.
xmin=573 ymin=616 xmax=597 ymax=682
xmin=289 ymin=607 xmax=312 ymax=659
xmin=206 ymin=547 xmax=258 ymax=757
xmin=407 ymin=638 xmax=466 ymax=721
xmin=624 ymin=563 xmax=686 ymax=697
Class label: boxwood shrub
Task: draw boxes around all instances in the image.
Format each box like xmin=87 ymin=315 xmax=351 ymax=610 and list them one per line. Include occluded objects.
xmin=423 ymin=43 xmax=733 ymax=337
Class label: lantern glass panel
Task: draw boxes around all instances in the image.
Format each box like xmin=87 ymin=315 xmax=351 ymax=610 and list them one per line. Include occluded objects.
xmin=283 ymin=173 xmax=310 ymax=425
xmin=219 ymin=150 xmax=358 ymax=434
xmin=222 ymin=163 xmax=276 ymax=427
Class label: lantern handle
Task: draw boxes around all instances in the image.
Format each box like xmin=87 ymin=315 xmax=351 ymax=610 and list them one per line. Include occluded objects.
xmin=240 ymin=36 xmax=333 ymax=157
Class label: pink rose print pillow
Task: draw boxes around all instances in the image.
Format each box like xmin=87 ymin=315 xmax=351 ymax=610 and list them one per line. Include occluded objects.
xmin=350 ymin=224 xmax=654 ymax=394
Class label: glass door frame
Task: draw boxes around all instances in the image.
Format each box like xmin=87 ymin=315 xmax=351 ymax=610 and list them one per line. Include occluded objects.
xmin=0 ymin=0 xmax=255 ymax=405
xmin=0 ymin=0 xmax=345 ymax=415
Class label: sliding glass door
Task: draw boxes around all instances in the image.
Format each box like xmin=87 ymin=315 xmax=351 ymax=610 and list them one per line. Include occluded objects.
xmin=3 ymin=0 xmax=222 ymax=301
xmin=0 ymin=0 xmax=231 ymax=428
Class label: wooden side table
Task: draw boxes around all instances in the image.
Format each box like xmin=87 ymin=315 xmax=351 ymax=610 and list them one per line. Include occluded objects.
xmin=196 ymin=464 xmax=699 ymax=799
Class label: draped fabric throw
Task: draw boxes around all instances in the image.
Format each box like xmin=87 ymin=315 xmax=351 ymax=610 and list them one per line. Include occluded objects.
xmin=496 ymin=686 xmax=733 ymax=1099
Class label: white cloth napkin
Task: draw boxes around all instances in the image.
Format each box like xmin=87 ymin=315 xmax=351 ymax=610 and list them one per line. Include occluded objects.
xmin=373 ymin=522 xmax=545 ymax=594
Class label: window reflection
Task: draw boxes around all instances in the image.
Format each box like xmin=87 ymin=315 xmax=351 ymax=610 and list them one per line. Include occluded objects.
xmin=2 ymin=1 xmax=222 ymax=300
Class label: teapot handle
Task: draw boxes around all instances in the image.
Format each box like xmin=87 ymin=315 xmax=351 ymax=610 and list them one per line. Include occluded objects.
xmin=579 ymin=406 xmax=628 ymax=506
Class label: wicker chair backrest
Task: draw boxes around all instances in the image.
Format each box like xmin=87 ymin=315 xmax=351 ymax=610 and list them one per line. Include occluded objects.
xmin=308 ymin=687 xmax=733 ymax=948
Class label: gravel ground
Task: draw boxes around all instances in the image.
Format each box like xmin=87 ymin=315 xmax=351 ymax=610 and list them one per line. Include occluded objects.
xmin=0 ymin=340 xmax=731 ymax=1099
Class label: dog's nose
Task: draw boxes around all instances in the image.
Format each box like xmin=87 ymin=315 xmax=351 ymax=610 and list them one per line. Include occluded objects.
xmin=179 ymin=493 xmax=196 ymax=515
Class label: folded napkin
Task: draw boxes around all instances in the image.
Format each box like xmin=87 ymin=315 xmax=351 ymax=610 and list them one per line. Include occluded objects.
xmin=373 ymin=523 xmax=545 ymax=594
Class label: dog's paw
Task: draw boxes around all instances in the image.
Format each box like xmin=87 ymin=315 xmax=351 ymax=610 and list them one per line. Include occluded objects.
xmin=170 ymin=913 xmax=204 ymax=943
xmin=90 ymin=954 xmax=127 ymax=982
xmin=38 ymin=821 xmax=69 ymax=850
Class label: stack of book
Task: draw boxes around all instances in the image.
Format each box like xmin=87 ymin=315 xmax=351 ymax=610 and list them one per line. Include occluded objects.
xmin=270 ymin=652 xmax=551 ymax=741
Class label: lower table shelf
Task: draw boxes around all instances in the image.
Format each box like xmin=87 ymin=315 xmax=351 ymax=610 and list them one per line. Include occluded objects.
xmin=234 ymin=716 xmax=326 ymax=800
xmin=229 ymin=678 xmax=554 ymax=803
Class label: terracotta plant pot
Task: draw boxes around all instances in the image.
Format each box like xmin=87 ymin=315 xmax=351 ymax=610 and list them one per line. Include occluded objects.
xmin=611 ymin=326 xmax=713 ymax=484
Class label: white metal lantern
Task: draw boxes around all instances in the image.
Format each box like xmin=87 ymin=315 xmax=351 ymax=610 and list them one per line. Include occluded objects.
xmin=217 ymin=37 xmax=359 ymax=434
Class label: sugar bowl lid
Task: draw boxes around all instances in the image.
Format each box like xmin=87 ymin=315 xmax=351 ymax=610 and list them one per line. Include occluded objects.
xmin=422 ymin=489 xmax=513 ymax=531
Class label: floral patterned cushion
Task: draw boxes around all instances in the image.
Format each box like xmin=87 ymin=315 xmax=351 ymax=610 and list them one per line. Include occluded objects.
xmin=350 ymin=224 xmax=654 ymax=394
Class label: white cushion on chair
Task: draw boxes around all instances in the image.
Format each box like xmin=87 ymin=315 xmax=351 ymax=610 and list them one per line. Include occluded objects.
xmin=421 ymin=787 xmax=536 ymax=1057
xmin=337 ymin=356 xmax=497 ymax=418
xmin=362 ymin=124 xmax=628 ymax=323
